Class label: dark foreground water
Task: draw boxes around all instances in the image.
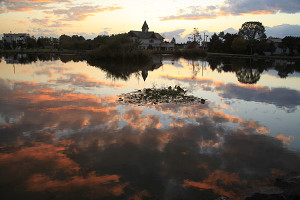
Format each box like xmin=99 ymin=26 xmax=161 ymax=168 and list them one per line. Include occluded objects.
xmin=0 ymin=54 xmax=300 ymax=200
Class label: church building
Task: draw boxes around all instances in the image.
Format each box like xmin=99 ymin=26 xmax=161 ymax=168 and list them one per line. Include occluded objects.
xmin=128 ymin=21 xmax=175 ymax=51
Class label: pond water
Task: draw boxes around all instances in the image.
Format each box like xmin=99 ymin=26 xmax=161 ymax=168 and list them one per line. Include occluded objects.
xmin=0 ymin=54 xmax=300 ymax=199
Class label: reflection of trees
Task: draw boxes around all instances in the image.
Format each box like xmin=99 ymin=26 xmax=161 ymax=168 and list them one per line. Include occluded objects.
xmin=236 ymin=68 xmax=261 ymax=84
xmin=87 ymin=59 xmax=149 ymax=81
xmin=59 ymin=54 xmax=84 ymax=63
xmin=273 ymin=60 xmax=297 ymax=78
xmin=1 ymin=53 xmax=70 ymax=63
xmin=87 ymin=57 xmax=162 ymax=81
xmin=207 ymin=57 xmax=300 ymax=81
xmin=186 ymin=59 xmax=208 ymax=77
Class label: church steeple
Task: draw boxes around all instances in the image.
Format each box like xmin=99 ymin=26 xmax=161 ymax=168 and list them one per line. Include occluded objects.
xmin=142 ymin=70 xmax=148 ymax=81
xmin=142 ymin=21 xmax=149 ymax=32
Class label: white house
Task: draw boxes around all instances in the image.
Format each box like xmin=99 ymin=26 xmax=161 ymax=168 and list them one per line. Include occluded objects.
xmin=267 ymin=38 xmax=284 ymax=55
xmin=128 ymin=21 xmax=175 ymax=51
xmin=3 ymin=33 xmax=29 ymax=44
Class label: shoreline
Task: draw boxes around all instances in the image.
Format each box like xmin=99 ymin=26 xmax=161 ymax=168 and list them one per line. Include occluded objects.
xmin=1 ymin=49 xmax=300 ymax=60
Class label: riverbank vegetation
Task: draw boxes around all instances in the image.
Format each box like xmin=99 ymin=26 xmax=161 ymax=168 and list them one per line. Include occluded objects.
xmin=86 ymin=34 xmax=151 ymax=63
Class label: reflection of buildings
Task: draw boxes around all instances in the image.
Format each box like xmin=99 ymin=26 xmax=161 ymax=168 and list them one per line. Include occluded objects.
xmin=273 ymin=59 xmax=295 ymax=67
xmin=142 ymin=70 xmax=148 ymax=81
xmin=5 ymin=54 xmax=31 ymax=64
xmin=267 ymin=38 xmax=284 ymax=55
xmin=140 ymin=56 xmax=162 ymax=81
xmin=266 ymin=38 xmax=298 ymax=55
xmin=129 ymin=21 xmax=175 ymax=51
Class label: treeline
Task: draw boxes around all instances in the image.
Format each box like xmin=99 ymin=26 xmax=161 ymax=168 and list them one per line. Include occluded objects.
xmin=2 ymin=34 xmax=126 ymax=51
xmin=207 ymin=22 xmax=300 ymax=55
xmin=208 ymin=33 xmax=300 ymax=55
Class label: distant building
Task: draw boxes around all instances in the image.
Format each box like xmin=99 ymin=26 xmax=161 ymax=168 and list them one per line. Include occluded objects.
xmin=3 ymin=33 xmax=29 ymax=44
xmin=2 ymin=33 xmax=29 ymax=49
xmin=267 ymin=38 xmax=284 ymax=55
xmin=128 ymin=21 xmax=175 ymax=51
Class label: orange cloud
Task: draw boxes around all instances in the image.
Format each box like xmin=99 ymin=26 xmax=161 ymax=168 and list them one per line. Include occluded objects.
xmin=26 ymin=173 xmax=127 ymax=196
xmin=0 ymin=144 xmax=80 ymax=174
xmin=276 ymin=134 xmax=294 ymax=145
xmin=242 ymin=10 xmax=275 ymax=15
xmin=52 ymin=5 xmax=123 ymax=21
xmin=183 ymin=170 xmax=246 ymax=199
xmin=0 ymin=143 xmax=128 ymax=198
xmin=128 ymin=190 xmax=150 ymax=200
xmin=40 ymin=105 xmax=116 ymax=114
xmin=234 ymin=82 xmax=269 ymax=91
xmin=11 ymin=8 xmax=33 ymax=12
xmin=16 ymin=20 xmax=29 ymax=24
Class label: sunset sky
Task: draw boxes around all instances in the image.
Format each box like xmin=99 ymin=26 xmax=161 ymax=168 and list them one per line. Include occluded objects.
xmin=1 ymin=0 xmax=300 ymax=42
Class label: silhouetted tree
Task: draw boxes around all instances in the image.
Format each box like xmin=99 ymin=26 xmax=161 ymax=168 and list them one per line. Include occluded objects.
xmin=238 ymin=22 xmax=266 ymax=54
xmin=37 ymin=36 xmax=52 ymax=48
xmin=93 ymin=35 xmax=110 ymax=48
xmin=188 ymin=28 xmax=202 ymax=44
xmin=222 ymin=33 xmax=239 ymax=53
xmin=59 ymin=34 xmax=72 ymax=49
xmin=208 ymin=33 xmax=222 ymax=52
xmin=26 ymin=36 xmax=37 ymax=49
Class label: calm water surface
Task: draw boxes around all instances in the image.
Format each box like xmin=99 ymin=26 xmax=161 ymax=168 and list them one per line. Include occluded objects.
xmin=0 ymin=55 xmax=300 ymax=199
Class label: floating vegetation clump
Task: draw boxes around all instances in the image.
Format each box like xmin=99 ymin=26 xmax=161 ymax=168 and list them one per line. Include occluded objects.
xmin=117 ymin=86 xmax=207 ymax=105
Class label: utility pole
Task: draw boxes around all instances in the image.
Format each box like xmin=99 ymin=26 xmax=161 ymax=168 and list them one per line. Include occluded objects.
xmin=202 ymin=32 xmax=208 ymax=50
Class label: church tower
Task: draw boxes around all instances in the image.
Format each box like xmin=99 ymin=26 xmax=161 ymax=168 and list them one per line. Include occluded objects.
xmin=142 ymin=21 xmax=149 ymax=32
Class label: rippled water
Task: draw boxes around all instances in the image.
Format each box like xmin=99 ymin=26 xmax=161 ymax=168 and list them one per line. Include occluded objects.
xmin=0 ymin=55 xmax=300 ymax=199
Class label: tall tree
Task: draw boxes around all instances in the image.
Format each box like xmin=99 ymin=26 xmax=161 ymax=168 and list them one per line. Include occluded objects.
xmin=188 ymin=28 xmax=202 ymax=44
xmin=208 ymin=33 xmax=222 ymax=52
xmin=238 ymin=22 xmax=266 ymax=41
xmin=238 ymin=22 xmax=266 ymax=54
xmin=26 ymin=36 xmax=37 ymax=49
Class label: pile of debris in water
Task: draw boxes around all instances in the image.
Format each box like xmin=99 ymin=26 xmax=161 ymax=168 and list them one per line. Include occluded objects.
xmin=117 ymin=86 xmax=206 ymax=105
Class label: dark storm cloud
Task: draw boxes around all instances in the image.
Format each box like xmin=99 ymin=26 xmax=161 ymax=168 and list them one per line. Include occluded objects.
xmin=221 ymin=133 xmax=300 ymax=174
xmin=221 ymin=0 xmax=300 ymax=15
xmin=160 ymin=0 xmax=300 ymax=21
xmin=266 ymin=24 xmax=300 ymax=37
xmin=216 ymin=83 xmax=300 ymax=109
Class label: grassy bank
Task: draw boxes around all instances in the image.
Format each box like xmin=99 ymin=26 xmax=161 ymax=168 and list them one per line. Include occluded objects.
xmin=207 ymin=52 xmax=300 ymax=60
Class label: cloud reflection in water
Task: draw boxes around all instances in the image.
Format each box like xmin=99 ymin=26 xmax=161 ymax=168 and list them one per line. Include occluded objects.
xmin=0 ymin=76 xmax=299 ymax=200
